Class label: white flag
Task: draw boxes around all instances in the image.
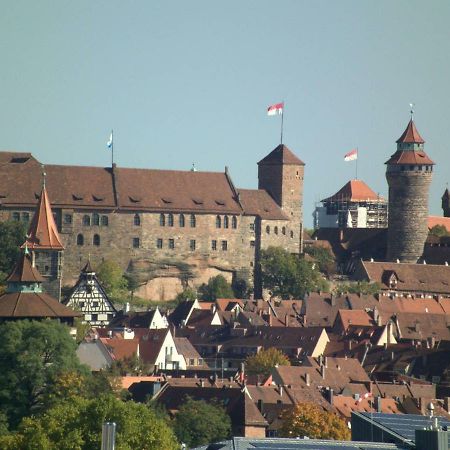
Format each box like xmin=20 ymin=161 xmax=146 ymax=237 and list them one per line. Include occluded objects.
xmin=107 ymin=131 xmax=113 ymax=149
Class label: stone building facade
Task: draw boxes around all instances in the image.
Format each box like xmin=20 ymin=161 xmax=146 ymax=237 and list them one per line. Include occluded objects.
xmin=386 ymin=118 xmax=434 ymax=263
xmin=0 ymin=145 xmax=304 ymax=300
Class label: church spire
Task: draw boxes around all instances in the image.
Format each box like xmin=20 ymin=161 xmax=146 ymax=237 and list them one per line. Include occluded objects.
xmin=23 ymin=186 xmax=64 ymax=250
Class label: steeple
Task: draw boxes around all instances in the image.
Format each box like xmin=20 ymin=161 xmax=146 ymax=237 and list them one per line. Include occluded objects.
xmin=396 ymin=119 xmax=425 ymax=145
xmin=6 ymin=251 xmax=44 ymax=292
xmin=24 ymin=186 xmax=64 ymax=250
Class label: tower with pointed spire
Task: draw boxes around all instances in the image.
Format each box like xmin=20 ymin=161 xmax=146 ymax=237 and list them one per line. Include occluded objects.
xmin=23 ymin=186 xmax=65 ymax=300
xmin=385 ymin=116 xmax=434 ymax=263
xmin=257 ymin=144 xmax=305 ymax=253
xmin=442 ymin=188 xmax=450 ymax=217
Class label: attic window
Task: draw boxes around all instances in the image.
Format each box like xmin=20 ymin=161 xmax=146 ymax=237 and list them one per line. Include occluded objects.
xmin=72 ymin=194 xmax=83 ymax=201
xmin=215 ymin=199 xmax=226 ymax=206
xmin=264 ymin=208 xmax=270 ymax=212
xmin=10 ymin=157 xmax=30 ymax=163
xmin=0 ymin=193 xmax=7 ymax=199
xmin=92 ymin=195 xmax=104 ymax=202
xmin=128 ymin=196 xmax=141 ymax=203
xmin=192 ymin=198 xmax=204 ymax=205
xmin=161 ymin=197 xmax=173 ymax=204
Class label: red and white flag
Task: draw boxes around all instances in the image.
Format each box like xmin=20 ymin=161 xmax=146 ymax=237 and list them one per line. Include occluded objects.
xmin=267 ymin=102 xmax=284 ymax=116
xmin=355 ymin=392 xmax=372 ymax=405
xmin=344 ymin=148 xmax=358 ymax=161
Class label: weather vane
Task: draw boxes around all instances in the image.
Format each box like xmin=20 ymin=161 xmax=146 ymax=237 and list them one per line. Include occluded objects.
xmin=41 ymin=164 xmax=46 ymax=189
xmin=409 ymin=103 xmax=415 ymax=120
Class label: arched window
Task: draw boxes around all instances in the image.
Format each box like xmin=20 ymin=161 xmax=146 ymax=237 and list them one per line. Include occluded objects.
xmin=232 ymin=216 xmax=237 ymax=229
xmin=134 ymin=214 xmax=141 ymax=226
xmin=179 ymin=214 xmax=185 ymax=227
xmin=93 ymin=234 xmax=100 ymax=246
xmin=93 ymin=213 xmax=100 ymax=226
xmin=160 ymin=214 xmax=165 ymax=227
xmin=83 ymin=215 xmax=91 ymax=226
xmin=282 ymin=226 xmax=286 ymax=235
xmin=290 ymin=230 xmax=294 ymax=238
xmin=101 ymin=215 xmax=109 ymax=226
xmin=274 ymin=226 xmax=278 ymax=235
xmin=224 ymin=216 xmax=229 ymax=229
xmin=266 ymin=225 xmax=270 ymax=234
xmin=216 ymin=215 xmax=221 ymax=228
xmin=77 ymin=234 xmax=84 ymax=246
xmin=168 ymin=213 xmax=174 ymax=227
xmin=190 ymin=214 xmax=196 ymax=228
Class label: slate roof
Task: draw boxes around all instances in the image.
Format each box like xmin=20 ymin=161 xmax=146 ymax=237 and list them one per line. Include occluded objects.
xmin=109 ymin=310 xmax=158 ymax=328
xmin=360 ymin=261 xmax=450 ymax=294
xmin=7 ymin=252 xmax=44 ymax=283
xmin=258 ymin=145 xmax=305 ymax=166
xmin=322 ymin=180 xmax=385 ymax=203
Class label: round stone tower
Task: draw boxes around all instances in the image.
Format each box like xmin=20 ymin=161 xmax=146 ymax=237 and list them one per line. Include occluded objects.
xmin=386 ymin=117 xmax=434 ymax=263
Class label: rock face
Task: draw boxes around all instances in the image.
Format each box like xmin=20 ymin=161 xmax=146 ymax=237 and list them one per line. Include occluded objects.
xmin=386 ymin=119 xmax=434 ymax=263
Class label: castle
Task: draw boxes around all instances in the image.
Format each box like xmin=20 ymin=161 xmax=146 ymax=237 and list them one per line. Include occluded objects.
xmin=0 ymin=145 xmax=304 ymax=300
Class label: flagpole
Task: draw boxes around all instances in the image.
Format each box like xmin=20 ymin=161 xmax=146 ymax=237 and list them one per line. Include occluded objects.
xmin=356 ymin=147 xmax=358 ymax=180
xmin=111 ymin=129 xmax=114 ymax=167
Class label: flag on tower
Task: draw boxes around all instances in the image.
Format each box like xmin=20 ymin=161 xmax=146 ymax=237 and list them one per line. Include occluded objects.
xmin=344 ymin=148 xmax=358 ymax=161
xmin=267 ymin=102 xmax=284 ymax=116
xmin=106 ymin=131 xmax=113 ymax=149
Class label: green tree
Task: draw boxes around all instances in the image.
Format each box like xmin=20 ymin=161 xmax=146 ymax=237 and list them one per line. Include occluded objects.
xmin=173 ymin=397 xmax=231 ymax=447
xmin=279 ymin=402 xmax=350 ymax=440
xmin=198 ymin=275 xmax=234 ymax=301
xmin=429 ymin=224 xmax=449 ymax=237
xmin=260 ymin=247 xmax=329 ymax=299
xmin=1 ymin=394 xmax=178 ymax=450
xmin=245 ymin=347 xmax=290 ymax=377
xmin=304 ymin=246 xmax=336 ymax=276
xmin=97 ymin=260 xmax=128 ymax=298
xmin=174 ymin=287 xmax=197 ymax=304
xmin=232 ymin=277 xmax=249 ymax=299
xmin=333 ymin=281 xmax=381 ymax=296
xmin=0 ymin=221 xmax=27 ymax=283
xmin=0 ymin=320 xmax=88 ymax=428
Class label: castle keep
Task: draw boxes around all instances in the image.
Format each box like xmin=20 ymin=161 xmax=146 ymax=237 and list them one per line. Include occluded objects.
xmin=386 ymin=118 xmax=434 ymax=263
xmin=0 ymin=145 xmax=304 ymax=300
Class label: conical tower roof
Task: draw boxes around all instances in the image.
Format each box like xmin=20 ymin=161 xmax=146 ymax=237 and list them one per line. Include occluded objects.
xmin=81 ymin=259 xmax=94 ymax=274
xmin=258 ymin=144 xmax=305 ymax=166
xmin=6 ymin=252 xmax=44 ymax=283
xmin=396 ymin=119 xmax=425 ymax=144
xmin=23 ymin=186 xmax=64 ymax=250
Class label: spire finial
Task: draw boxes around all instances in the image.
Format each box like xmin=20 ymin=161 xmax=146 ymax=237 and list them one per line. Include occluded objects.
xmin=41 ymin=164 xmax=46 ymax=189
xmin=190 ymin=163 xmax=197 ymax=172
xmin=409 ymin=103 xmax=415 ymax=121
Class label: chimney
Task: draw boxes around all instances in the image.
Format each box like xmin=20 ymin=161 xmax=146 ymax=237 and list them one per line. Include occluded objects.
xmin=279 ymin=385 xmax=283 ymax=397
xmin=321 ymin=365 xmax=326 ymax=379
xmin=305 ymin=372 xmax=311 ymax=386
xmin=375 ymin=396 xmax=382 ymax=413
xmin=328 ymin=388 xmax=334 ymax=405
xmin=330 ymin=293 xmax=335 ymax=306
xmin=324 ymin=356 xmax=328 ymax=368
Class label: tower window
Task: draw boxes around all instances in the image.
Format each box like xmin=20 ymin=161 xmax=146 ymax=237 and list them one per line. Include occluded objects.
xmin=77 ymin=234 xmax=84 ymax=246
xmin=134 ymin=214 xmax=141 ymax=226
xmin=250 ymin=223 xmax=255 ymax=231
xmin=168 ymin=213 xmax=174 ymax=227
xmin=250 ymin=240 xmax=255 ymax=247
xmin=290 ymin=230 xmax=294 ymax=238
xmin=282 ymin=226 xmax=286 ymax=235
xmin=266 ymin=225 xmax=270 ymax=234
xmin=179 ymin=214 xmax=185 ymax=227
xmin=93 ymin=234 xmax=101 ymax=246
xmin=132 ymin=238 xmax=140 ymax=248
xmin=232 ymin=216 xmax=237 ymax=229
xmin=274 ymin=226 xmax=278 ymax=235
xmin=190 ymin=239 xmax=196 ymax=251
xmin=224 ymin=216 xmax=229 ymax=229
xmin=101 ymin=215 xmax=109 ymax=226
xmin=222 ymin=240 xmax=228 ymax=251
xmin=157 ymin=238 xmax=163 ymax=249
xmin=211 ymin=240 xmax=217 ymax=250
xmin=216 ymin=215 xmax=221 ymax=228
xmin=83 ymin=215 xmax=91 ymax=226
xmin=168 ymin=238 xmax=175 ymax=249
xmin=160 ymin=214 xmax=165 ymax=226
xmin=190 ymin=214 xmax=196 ymax=228
xmin=93 ymin=213 xmax=100 ymax=226
xmin=64 ymin=214 xmax=73 ymax=224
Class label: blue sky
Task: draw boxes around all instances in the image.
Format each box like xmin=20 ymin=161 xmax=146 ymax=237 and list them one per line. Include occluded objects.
xmin=1 ymin=1 xmax=449 ymax=226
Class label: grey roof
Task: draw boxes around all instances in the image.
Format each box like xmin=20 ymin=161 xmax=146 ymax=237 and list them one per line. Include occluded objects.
xmin=192 ymin=437 xmax=408 ymax=450
xmin=76 ymin=340 xmax=113 ymax=371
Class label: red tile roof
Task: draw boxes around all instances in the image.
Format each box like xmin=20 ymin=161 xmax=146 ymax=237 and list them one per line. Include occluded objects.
xmin=100 ymin=338 xmax=139 ymax=360
xmin=7 ymin=253 xmax=44 ymax=283
xmin=258 ymin=145 xmax=305 ymax=166
xmin=238 ymin=189 xmax=288 ymax=220
xmin=428 ymin=216 xmax=450 ymax=232
xmin=385 ymin=150 xmax=434 ymax=165
xmin=396 ymin=119 xmax=425 ymax=144
xmin=24 ymin=186 xmax=64 ymax=250
xmin=322 ymin=179 xmax=384 ymax=202
xmin=335 ymin=309 xmax=374 ymax=331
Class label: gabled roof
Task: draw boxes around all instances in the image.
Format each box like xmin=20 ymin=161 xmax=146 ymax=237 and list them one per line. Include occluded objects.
xmin=396 ymin=119 xmax=425 ymax=144
xmin=6 ymin=252 xmax=44 ymax=283
xmin=24 ymin=186 xmax=64 ymax=250
xmin=258 ymin=144 xmax=305 ymax=166
xmin=100 ymin=337 xmax=139 ymax=360
xmin=238 ymin=189 xmax=288 ymax=220
xmin=322 ymin=179 xmax=384 ymax=203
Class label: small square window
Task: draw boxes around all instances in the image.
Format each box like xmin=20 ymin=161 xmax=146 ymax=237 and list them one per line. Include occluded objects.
xmin=157 ymin=238 xmax=163 ymax=249
xmin=133 ymin=238 xmax=140 ymax=248
xmin=250 ymin=240 xmax=255 ymax=247
xmin=91 ymin=314 xmax=98 ymax=322
xmin=190 ymin=240 xmax=196 ymax=251
xmin=211 ymin=240 xmax=217 ymax=250
xmin=250 ymin=223 xmax=255 ymax=231
xmin=64 ymin=214 xmax=72 ymax=224
xmin=169 ymin=239 xmax=175 ymax=249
